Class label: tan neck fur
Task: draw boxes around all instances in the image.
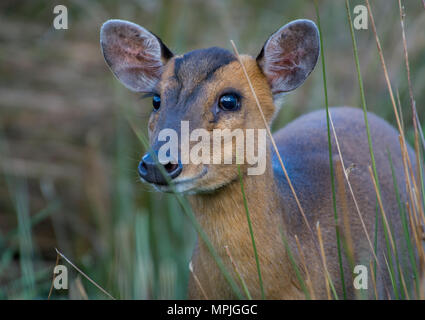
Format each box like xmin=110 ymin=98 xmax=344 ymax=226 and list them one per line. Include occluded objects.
xmin=187 ymin=154 xmax=303 ymax=299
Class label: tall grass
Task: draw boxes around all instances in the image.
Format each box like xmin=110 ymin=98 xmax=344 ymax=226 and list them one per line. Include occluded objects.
xmin=367 ymin=0 xmax=425 ymax=299
xmin=345 ymin=0 xmax=399 ymax=298
xmin=315 ymin=0 xmax=347 ymax=299
xmin=1 ymin=0 xmax=424 ymax=300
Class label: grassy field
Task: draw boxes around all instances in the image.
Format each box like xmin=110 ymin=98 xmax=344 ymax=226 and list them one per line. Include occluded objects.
xmin=0 ymin=0 xmax=425 ymax=299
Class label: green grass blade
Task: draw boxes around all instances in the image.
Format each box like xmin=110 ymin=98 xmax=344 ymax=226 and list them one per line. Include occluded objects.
xmin=280 ymin=231 xmax=311 ymax=300
xmin=373 ymin=200 xmax=379 ymax=294
xmin=237 ymin=164 xmax=265 ymax=299
xmin=14 ymin=179 xmax=36 ymax=299
xmin=225 ymin=245 xmax=252 ymax=300
xmin=314 ymin=0 xmax=346 ymax=299
xmin=3 ymin=201 xmax=60 ymax=243
xmin=388 ymin=149 xmax=419 ymax=297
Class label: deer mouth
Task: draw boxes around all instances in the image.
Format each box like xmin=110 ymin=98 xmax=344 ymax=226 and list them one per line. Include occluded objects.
xmin=150 ymin=165 xmax=208 ymax=193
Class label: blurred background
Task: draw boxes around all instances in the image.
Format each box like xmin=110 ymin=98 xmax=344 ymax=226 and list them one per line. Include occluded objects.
xmin=0 ymin=0 xmax=424 ymax=299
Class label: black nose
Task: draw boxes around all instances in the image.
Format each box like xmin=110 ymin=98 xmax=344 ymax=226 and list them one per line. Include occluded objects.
xmin=138 ymin=151 xmax=182 ymax=185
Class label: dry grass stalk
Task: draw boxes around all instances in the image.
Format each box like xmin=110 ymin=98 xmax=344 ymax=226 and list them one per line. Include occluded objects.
xmin=188 ymin=261 xmax=209 ymax=300
xmin=406 ymin=201 xmax=425 ymax=299
xmin=398 ymin=0 xmax=415 ymax=111
xmin=413 ymin=115 xmax=424 ymax=214
xmin=54 ymin=248 xmax=115 ymax=300
xmin=368 ymin=166 xmax=396 ymax=252
xmin=396 ymin=89 xmax=405 ymax=133
xmin=399 ymin=264 xmax=410 ymax=300
xmin=420 ymin=257 xmax=425 ymax=300
xmin=369 ymin=260 xmax=378 ymax=299
xmin=396 ymin=1 xmax=422 ymax=215
xmin=399 ymin=136 xmax=425 ymax=229
xmin=406 ymin=140 xmax=425 ymax=225
xmin=294 ymin=235 xmax=316 ymax=299
xmin=335 ymin=158 xmax=355 ymax=267
xmin=365 ymin=0 xmax=404 ymax=139
xmin=382 ymin=254 xmax=394 ymax=300
xmin=224 ymin=245 xmax=252 ymax=300
xmin=316 ymin=222 xmax=332 ymax=300
xmin=47 ymin=252 xmax=60 ymax=300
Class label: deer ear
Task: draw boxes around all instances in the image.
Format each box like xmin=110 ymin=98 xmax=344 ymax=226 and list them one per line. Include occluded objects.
xmin=257 ymin=19 xmax=319 ymax=95
xmin=100 ymin=19 xmax=173 ymax=92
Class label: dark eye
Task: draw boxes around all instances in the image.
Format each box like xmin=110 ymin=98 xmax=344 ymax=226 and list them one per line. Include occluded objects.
xmin=152 ymin=94 xmax=161 ymax=111
xmin=218 ymin=94 xmax=240 ymax=111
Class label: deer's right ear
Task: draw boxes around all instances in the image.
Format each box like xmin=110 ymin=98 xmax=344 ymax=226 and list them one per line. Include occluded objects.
xmin=100 ymin=19 xmax=173 ymax=92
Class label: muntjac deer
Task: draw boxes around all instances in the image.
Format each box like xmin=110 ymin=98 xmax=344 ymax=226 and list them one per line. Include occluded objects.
xmin=100 ymin=19 xmax=415 ymax=299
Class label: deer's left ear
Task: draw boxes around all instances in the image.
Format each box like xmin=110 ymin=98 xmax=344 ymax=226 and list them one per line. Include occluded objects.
xmin=257 ymin=19 xmax=320 ymax=95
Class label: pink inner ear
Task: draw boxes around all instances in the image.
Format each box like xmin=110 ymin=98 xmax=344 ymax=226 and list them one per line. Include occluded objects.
xmin=101 ymin=21 xmax=163 ymax=92
xmin=270 ymin=53 xmax=300 ymax=72
xmin=263 ymin=46 xmax=302 ymax=93
xmin=259 ymin=20 xmax=319 ymax=94
xmin=117 ymin=34 xmax=162 ymax=80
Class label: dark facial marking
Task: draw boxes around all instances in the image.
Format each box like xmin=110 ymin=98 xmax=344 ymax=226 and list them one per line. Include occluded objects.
xmin=173 ymin=47 xmax=236 ymax=87
xmin=159 ymin=47 xmax=237 ymax=117
xmin=152 ymin=47 xmax=237 ymax=136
